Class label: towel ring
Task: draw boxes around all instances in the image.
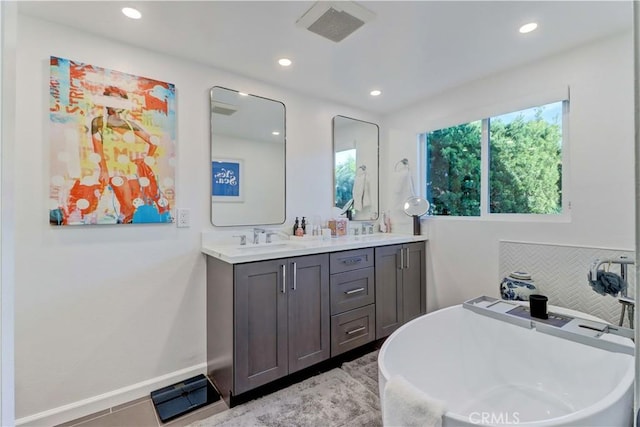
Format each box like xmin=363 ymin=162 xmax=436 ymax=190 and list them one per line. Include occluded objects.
xmin=394 ymin=158 xmax=409 ymax=171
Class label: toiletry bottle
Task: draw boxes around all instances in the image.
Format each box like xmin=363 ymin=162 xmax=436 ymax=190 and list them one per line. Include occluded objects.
xmin=379 ymin=213 xmax=387 ymax=233
xmin=293 ymin=217 xmax=299 ymax=235
xmin=301 ymin=217 xmax=306 ymax=234
xmin=384 ymin=211 xmax=392 ymax=233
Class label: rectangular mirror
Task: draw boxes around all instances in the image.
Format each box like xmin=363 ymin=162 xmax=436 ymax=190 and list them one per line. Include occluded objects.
xmin=210 ymin=87 xmax=286 ymax=226
xmin=333 ymin=115 xmax=379 ymax=221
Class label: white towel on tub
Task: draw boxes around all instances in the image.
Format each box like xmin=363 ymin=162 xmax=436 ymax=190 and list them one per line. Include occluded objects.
xmin=383 ymin=375 xmax=446 ymax=427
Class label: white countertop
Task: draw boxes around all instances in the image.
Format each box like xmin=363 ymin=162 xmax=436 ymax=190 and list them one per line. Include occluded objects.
xmin=201 ymin=233 xmax=428 ymax=264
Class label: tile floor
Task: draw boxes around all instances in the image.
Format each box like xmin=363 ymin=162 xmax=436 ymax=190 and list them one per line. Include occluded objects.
xmin=55 ymin=395 xmax=228 ymax=427
xmin=55 ymin=343 xmax=381 ymax=427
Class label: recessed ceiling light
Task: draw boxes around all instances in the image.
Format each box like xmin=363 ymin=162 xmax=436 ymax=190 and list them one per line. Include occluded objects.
xmin=272 ymin=131 xmax=281 ymax=136
xmin=370 ymin=90 xmax=382 ymax=96
xmin=122 ymin=7 xmax=142 ymax=20
xmin=278 ymin=58 xmax=292 ymax=67
xmin=519 ymin=22 xmax=538 ymax=34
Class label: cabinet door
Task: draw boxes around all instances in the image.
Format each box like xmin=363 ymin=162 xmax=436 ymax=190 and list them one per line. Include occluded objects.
xmin=234 ymin=259 xmax=288 ymax=394
xmin=288 ymin=254 xmax=330 ymax=373
xmin=375 ymin=244 xmax=403 ymax=339
xmin=402 ymin=242 xmax=427 ymax=323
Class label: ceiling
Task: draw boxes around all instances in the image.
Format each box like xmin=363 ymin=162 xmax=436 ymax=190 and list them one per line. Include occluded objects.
xmin=18 ymin=1 xmax=633 ymax=115
xmin=211 ymin=86 xmax=286 ymax=143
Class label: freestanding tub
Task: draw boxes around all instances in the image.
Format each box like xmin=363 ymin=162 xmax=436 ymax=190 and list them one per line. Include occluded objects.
xmin=378 ymin=304 xmax=634 ymax=426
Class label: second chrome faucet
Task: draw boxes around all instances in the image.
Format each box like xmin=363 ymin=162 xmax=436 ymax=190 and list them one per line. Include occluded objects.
xmin=252 ymin=228 xmax=266 ymax=244
xmin=252 ymin=228 xmax=290 ymax=244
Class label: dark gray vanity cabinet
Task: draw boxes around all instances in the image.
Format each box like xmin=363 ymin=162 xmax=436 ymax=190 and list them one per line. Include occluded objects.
xmin=375 ymin=242 xmax=426 ymax=339
xmin=207 ymin=253 xmax=330 ymax=402
xmin=206 ymin=239 xmax=426 ymax=405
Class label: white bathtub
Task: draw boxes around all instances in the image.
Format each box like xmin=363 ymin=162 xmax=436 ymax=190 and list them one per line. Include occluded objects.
xmin=378 ymin=305 xmax=634 ymax=426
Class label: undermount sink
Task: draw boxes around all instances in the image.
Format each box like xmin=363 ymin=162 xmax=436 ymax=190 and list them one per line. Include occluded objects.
xmin=343 ymin=233 xmax=403 ymax=242
xmin=233 ymin=241 xmax=303 ymax=251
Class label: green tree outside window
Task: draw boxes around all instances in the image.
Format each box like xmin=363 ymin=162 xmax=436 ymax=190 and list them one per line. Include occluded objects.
xmin=335 ymin=150 xmax=356 ymax=209
xmin=425 ymin=101 xmax=564 ymax=216
xmin=489 ymin=105 xmax=562 ymax=214
xmin=426 ymin=121 xmax=482 ymax=216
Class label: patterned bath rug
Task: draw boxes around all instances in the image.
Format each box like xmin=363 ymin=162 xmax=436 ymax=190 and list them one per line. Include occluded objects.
xmin=340 ymin=350 xmax=379 ymax=397
xmin=188 ymin=368 xmax=380 ymax=427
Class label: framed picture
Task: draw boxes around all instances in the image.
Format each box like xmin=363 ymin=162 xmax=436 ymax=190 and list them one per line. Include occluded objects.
xmin=212 ymin=159 xmax=244 ymax=202
xmin=48 ymin=56 xmax=176 ymax=226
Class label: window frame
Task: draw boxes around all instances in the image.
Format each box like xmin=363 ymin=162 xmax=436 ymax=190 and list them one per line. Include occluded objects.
xmin=419 ymin=99 xmax=570 ymax=222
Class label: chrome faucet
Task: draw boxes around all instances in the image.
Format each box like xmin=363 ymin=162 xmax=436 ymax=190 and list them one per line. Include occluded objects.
xmin=233 ymin=234 xmax=247 ymax=246
xmin=589 ymin=256 xmax=635 ymax=328
xmin=252 ymin=228 xmax=266 ymax=244
xmin=266 ymin=230 xmax=290 ymax=243
xmin=361 ymin=222 xmax=374 ymax=235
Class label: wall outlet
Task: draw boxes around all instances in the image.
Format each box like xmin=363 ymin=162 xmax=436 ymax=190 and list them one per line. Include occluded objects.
xmin=177 ymin=208 xmax=191 ymax=228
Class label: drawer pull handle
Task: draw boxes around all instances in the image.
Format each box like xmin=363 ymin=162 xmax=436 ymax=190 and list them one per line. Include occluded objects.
xmin=342 ymin=257 xmax=363 ymax=266
xmin=344 ymin=287 xmax=365 ymax=295
xmin=346 ymin=326 xmax=366 ymax=335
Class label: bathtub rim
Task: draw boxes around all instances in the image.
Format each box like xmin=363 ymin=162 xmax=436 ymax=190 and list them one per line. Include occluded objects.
xmin=378 ymin=304 xmax=635 ymax=426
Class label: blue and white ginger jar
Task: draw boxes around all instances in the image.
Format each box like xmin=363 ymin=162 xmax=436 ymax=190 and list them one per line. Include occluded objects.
xmin=500 ymin=271 xmax=537 ymax=301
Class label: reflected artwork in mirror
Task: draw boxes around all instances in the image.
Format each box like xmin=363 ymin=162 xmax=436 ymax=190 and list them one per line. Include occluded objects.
xmin=210 ymin=87 xmax=286 ymax=226
xmin=333 ymin=115 xmax=379 ymax=221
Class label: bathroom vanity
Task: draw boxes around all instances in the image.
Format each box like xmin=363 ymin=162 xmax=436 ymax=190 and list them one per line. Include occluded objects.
xmin=202 ymin=234 xmax=427 ymax=405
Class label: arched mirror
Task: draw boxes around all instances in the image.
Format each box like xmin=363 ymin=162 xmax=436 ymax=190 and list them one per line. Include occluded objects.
xmin=210 ymin=87 xmax=286 ymax=226
xmin=333 ymin=115 xmax=379 ymax=221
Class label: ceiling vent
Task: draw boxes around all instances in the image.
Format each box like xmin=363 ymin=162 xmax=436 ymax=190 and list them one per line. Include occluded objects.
xmin=211 ymin=101 xmax=238 ymax=116
xmin=296 ymin=1 xmax=375 ymax=43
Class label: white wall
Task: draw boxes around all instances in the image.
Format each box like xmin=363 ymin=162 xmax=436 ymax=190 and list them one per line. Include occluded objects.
xmin=14 ymin=15 xmax=379 ymax=424
xmin=382 ymin=32 xmax=634 ymax=312
xmin=1 ymin=2 xmax=17 ymax=425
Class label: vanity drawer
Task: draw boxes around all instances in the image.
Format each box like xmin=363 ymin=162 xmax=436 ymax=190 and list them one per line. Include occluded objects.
xmin=331 ymin=304 xmax=375 ymax=357
xmin=330 ymin=248 xmax=374 ymax=274
xmin=330 ymin=267 xmax=375 ymax=315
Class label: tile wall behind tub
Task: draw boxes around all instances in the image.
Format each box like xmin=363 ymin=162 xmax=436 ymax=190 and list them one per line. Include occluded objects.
xmin=499 ymin=241 xmax=635 ymax=326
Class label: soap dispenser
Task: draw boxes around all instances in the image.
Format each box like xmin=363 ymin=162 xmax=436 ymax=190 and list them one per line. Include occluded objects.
xmin=293 ymin=217 xmax=299 ymax=235
xmin=301 ymin=217 xmax=307 ymax=234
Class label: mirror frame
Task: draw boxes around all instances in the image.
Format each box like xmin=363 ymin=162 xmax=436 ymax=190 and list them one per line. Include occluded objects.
xmin=210 ymin=86 xmax=286 ymax=226
xmin=332 ymin=115 xmax=380 ymax=221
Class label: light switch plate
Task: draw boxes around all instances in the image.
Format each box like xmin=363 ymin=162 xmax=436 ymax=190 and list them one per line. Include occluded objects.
xmin=177 ymin=209 xmax=190 ymax=228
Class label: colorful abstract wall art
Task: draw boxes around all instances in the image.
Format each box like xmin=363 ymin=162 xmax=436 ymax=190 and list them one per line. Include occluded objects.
xmin=49 ymin=56 xmax=176 ymax=225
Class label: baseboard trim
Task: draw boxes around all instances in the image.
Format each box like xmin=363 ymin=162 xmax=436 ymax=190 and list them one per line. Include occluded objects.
xmin=16 ymin=363 xmax=207 ymax=426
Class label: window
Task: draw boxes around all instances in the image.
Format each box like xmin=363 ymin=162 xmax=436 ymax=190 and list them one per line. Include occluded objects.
xmin=425 ymin=121 xmax=481 ymax=216
xmin=335 ymin=148 xmax=356 ymax=209
xmin=424 ymin=100 xmax=567 ymax=217
xmin=489 ymin=102 xmax=563 ymax=214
